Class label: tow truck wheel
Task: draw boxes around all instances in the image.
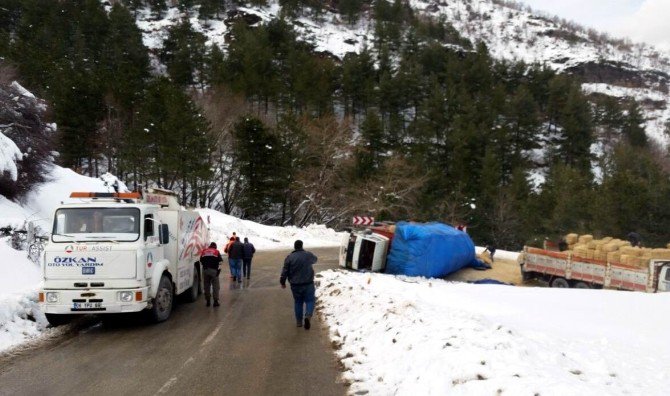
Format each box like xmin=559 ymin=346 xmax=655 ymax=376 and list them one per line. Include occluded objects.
xmin=185 ymin=268 xmax=200 ymax=303
xmin=573 ymin=281 xmax=591 ymax=289
xmin=149 ymin=275 xmax=173 ymax=323
xmin=45 ymin=314 xmax=72 ymax=327
xmin=550 ymin=277 xmax=570 ymax=288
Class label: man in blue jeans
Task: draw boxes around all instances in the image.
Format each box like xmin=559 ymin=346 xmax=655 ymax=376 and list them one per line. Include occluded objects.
xmin=228 ymin=237 xmax=245 ymax=283
xmin=280 ymin=240 xmax=318 ymax=330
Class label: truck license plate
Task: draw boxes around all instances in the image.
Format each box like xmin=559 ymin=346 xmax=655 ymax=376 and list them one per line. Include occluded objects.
xmin=82 ymin=267 xmax=95 ymax=275
xmin=73 ymin=302 xmax=102 ymax=309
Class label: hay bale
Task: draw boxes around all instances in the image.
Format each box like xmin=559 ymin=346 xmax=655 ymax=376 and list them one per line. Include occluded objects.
xmin=650 ymin=249 xmax=670 ymax=260
xmin=594 ymin=251 xmax=607 ymax=261
xmin=638 ymin=256 xmax=651 ymax=268
xmin=568 ymin=243 xmax=576 ymax=251
xmin=666 ymin=243 xmax=670 ymax=249
xmin=566 ymin=233 xmax=579 ymax=244
xmin=620 ymin=254 xmax=630 ymax=265
xmin=578 ymin=235 xmax=594 ymax=244
xmin=586 ymin=249 xmax=595 ymax=259
xmin=602 ymin=243 xmax=619 ymax=253
xmin=573 ymin=246 xmax=588 ymax=258
xmin=601 ymin=237 xmax=613 ymax=243
xmin=607 ymin=252 xmax=621 ymax=263
xmin=620 ymin=246 xmax=642 ymax=257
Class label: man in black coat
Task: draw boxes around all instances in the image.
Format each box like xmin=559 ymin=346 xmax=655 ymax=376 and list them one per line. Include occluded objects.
xmin=242 ymin=237 xmax=256 ymax=280
xmin=280 ymin=240 xmax=318 ymax=330
xmin=229 ymin=237 xmax=245 ymax=283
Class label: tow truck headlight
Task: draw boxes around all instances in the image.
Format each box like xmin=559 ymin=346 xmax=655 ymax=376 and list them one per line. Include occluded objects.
xmin=119 ymin=291 xmax=133 ymax=302
xmin=46 ymin=292 xmax=59 ymax=303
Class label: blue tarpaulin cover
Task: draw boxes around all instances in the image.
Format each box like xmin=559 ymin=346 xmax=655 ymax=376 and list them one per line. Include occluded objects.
xmin=385 ymin=222 xmax=478 ymax=278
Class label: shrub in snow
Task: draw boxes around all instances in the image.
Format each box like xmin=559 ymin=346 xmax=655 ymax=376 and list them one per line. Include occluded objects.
xmin=0 ymin=80 xmax=54 ymax=200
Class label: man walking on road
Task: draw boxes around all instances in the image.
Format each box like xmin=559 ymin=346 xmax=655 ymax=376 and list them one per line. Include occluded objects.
xmin=200 ymin=242 xmax=223 ymax=307
xmin=242 ymin=237 xmax=256 ymax=280
xmin=229 ymin=237 xmax=245 ymax=283
xmin=280 ymin=240 xmax=318 ymax=330
xmin=224 ymin=236 xmax=236 ymax=278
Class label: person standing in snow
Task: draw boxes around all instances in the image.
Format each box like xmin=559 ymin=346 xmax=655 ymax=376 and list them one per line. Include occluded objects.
xmin=200 ymin=242 xmax=223 ymax=307
xmin=280 ymin=240 xmax=318 ymax=330
xmin=242 ymin=237 xmax=256 ymax=280
xmin=228 ymin=237 xmax=245 ymax=283
xmin=483 ymin=244 xmax=496 ymax=263
xmin=224 ymin=236 xmax=236 ymax=278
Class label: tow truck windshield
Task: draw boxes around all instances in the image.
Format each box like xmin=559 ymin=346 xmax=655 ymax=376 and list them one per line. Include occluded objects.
xmin=52 ymin=208 xmax=140 ymax=243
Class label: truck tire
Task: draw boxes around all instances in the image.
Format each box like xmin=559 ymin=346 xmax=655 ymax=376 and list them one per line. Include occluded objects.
xmin=573 ymin=281 xmax=591 ymax=289
xmin=550 ymin=277 xmax=570 ymax=288
xmin=45 ymin=313 xmax=72 ymax=327
xmin=185 ymin=267 xmax=200 ymax=303
xmin=149 ymin=275 xmax=173 ymax=323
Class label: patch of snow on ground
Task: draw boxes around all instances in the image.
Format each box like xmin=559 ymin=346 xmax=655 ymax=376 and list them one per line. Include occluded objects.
xmin=317 ymin=269 xmax=670 ymax=395
xmin=475 ymin=246 xmax=519 ymax=262
xmin=0 ymin=241 xmax=48 ymax=353
xmin=199 ymin=208 xmax=345 ymax=251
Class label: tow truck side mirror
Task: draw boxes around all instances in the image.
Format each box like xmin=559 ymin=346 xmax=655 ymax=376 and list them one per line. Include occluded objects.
xmin=159 ymin=224 xmax=170 ymax=245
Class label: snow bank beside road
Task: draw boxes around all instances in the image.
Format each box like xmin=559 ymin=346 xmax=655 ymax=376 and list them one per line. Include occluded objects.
xmin=317 ymin=270 xmax=670 ymax=395
xmin=199 ymin=208 xmax=345 ymax=251
xmin=0 ymin=166 xmax=124 ymax=353
xmin=0 ymin=242 xmax=48 ymax=352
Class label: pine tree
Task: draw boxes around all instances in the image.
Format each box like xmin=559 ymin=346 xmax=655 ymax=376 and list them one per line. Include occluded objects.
xmin=621 ymin=100 xmax=647 ymax=148
xmin=149 ymin=0 xmax=167 ymax=17
xmin=232 ymin=116 xmax=284 ymax=219
xmin=161 ymin=19 xmax=208 ymax=86
xmin=207 ymin=44 xmax=226 ymax=86
xmin=550 ymin=83 xmax=593 ymax=174
xmin=124 ymin=77 xmax=211 ymax=201
xmin=103 ymin=3 xmax=150 ymax=111
xmin=356 ymin=111 xmax=385 ymax=178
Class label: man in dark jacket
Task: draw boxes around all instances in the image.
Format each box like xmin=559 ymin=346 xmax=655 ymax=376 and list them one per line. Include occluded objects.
xmin=242 ymin=237 xmax=256 ymax=280
xmin=280 ymin=240 xmax=318 ymax=330
xmin=229 ymin=237 xmax=245 ymax=283
xmin=200 ymin=242 xmax=223 ymax=307
xmin=627 ymin=232 xmax=642 ymax=247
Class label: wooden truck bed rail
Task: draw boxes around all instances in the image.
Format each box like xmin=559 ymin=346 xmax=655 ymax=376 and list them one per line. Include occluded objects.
xmin=523 ymin=248 xmax=654 ymax=292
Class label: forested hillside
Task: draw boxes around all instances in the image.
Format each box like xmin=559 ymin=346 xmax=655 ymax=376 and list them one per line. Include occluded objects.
xmin=2 ymin=0 xmax=670 ymax=249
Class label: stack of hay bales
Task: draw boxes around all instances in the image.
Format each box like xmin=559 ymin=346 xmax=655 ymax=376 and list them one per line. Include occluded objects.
xmin=565 ymin=233 xmax=579 ymax=250
xmin=563 ymin=233 xmax=670 ymax=268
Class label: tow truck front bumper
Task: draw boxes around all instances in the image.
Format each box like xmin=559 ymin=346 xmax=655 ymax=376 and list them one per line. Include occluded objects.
xmin=40 ymin=287 xmax=150 ymax=314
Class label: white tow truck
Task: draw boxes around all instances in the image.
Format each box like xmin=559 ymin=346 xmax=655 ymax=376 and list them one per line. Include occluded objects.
xmin=39 ymin=189 xmax=208 ymax=325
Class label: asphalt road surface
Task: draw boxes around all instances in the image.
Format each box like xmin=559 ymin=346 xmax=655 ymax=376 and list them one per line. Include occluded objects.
xmin=0 ymin=248 xmax=345 ymax=396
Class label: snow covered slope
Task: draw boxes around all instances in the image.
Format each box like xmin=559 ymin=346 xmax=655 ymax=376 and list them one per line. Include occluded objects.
xmin=0 ymin=165 xmax=123 ymax=232
xmin=318 ymin=270 xmax=670 ymax=395
xmin=131 ymin=0 xmax=670 ymax=143
xmin=199 ymin=208 xmax=345 ymax=250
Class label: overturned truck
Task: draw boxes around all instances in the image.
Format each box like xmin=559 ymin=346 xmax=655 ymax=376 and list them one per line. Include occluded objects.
xmin=339 ymin=222 xmax=486 ymax=278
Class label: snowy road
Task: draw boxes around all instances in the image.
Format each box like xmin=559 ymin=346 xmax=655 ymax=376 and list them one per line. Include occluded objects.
xmin=0 ymin=248 xmax=345 ymax=396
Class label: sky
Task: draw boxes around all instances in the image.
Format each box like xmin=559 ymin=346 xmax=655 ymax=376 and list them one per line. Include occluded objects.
xmin=520 ymin=0 xmax=670 ymax=52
